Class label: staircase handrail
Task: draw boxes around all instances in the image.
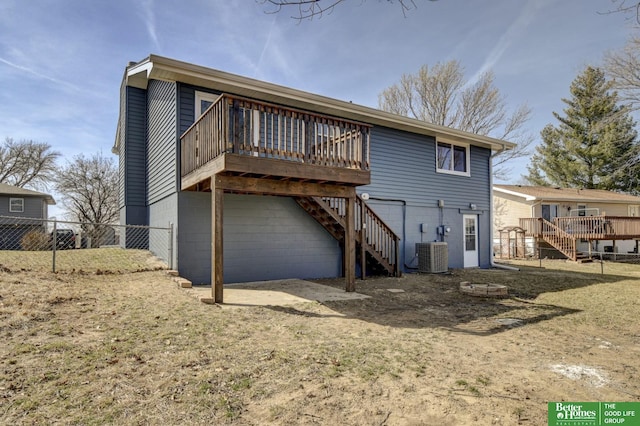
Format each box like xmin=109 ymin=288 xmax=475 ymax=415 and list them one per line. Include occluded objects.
xmin=315 ymin=195 xmax=400 ymax=276
xmin=539 ymin=218 xmax=577 ymax=260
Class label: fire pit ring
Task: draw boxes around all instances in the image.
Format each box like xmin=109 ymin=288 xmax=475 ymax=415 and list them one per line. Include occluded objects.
xmin=459 ymin=281 xmax=508 ymax=297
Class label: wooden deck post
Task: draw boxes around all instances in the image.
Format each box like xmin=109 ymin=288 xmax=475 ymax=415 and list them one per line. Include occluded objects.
xmin=345 ymin=193 xmax=356 ymax=292
xmin=212 ymin=177 xmax=224 ymax=303
xmin=360 ymin=198 xmax=366 ymax=280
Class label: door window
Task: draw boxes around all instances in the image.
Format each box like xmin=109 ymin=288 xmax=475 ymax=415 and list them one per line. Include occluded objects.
xmin=541 ymin=204 xmax=558 ymax=222
xmin=465 ymin=217 xmax=476 ymax=251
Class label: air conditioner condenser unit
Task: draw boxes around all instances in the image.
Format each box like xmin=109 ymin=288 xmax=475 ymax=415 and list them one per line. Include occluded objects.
xmin=416 ymin=242 xmax=448 ymax=273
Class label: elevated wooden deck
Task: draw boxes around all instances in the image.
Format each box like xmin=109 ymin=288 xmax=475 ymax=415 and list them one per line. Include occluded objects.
xmin=179 ymin=94 xmax=401 ymax=303
xmin=181 ymin=94 xmax=371 ymax=191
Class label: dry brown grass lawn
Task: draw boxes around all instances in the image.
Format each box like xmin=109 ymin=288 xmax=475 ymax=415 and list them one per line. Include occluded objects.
xmin=1 ymin=253 xmax=639 ymax=425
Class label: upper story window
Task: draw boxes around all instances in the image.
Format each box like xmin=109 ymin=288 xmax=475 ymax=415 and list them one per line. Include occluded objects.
xmin=9 ymin=198 xmax=24 ymax=213
xmin=436 ymin=140 xmax=470 ymax=176
xmin=195 ymin=91 xmax=220 ymax=117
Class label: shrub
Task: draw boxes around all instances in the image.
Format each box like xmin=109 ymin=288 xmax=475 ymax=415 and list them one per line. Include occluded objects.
xmin=21 ymin=230 xmax=49 ymax=251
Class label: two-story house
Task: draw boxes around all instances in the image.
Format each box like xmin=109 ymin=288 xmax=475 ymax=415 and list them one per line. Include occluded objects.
xmin=113 ymin=55 xmax=514 ymax=302
xmin=0 ymin=182 xmax=55 ymax=249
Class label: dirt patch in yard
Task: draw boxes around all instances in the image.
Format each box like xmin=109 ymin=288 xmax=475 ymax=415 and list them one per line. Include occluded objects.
xmin=1 ymin=257 xmax=639 ymax=425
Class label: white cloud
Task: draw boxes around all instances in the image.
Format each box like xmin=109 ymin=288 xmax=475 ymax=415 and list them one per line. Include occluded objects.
xmin=138 ymin=0 xmax=161 ymax=53
xmin=465 ymin=1 xmax=546 ymax=88
xmin=0 ymin=56 xmax=81 ymax=92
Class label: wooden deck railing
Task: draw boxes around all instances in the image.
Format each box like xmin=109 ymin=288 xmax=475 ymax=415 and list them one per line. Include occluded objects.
xmin=181 ymin=94 xmax=371 ymax=178
xmin=555 ymin=216 xmax=640 ymax=239
xmin=521 ymin=216 xmax=640 ymax=240
xmin=319 ymin=196 xmax=401 ymax=276
xmin=519 ymin=218 xmax=541 ymax=236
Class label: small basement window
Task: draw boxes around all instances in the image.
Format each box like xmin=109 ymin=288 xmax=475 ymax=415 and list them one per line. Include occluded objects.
xmin=9 ymin=198 xmax=24 ymax=213
xmin=436 ymin=140 xmax=470 ymax=176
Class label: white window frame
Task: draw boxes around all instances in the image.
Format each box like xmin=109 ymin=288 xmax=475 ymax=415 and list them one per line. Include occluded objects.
xmin=195 ymin=91 xmax=220 ymax=117
xmin=436 ymin=139 xmax=470 ymax=177
xmin=541 ymin=204 xmax=559 ymax=221
xmin=9 ymin=197 xmax=24 ymax=213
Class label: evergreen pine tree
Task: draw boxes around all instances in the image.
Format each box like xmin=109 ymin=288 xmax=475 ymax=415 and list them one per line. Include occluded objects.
xmin=527 ymin=66 xmax=639 ymax=193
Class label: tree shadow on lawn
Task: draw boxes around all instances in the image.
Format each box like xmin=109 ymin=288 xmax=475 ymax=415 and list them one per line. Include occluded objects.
xmin=280 ymin=265 xmax=633 ymax=335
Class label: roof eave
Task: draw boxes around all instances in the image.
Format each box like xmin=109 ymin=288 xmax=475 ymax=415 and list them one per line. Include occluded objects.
xmin=493 ymin=186 xmax=537 ymax=201
xmin=121 ymin=54 xmax=515 ymax=152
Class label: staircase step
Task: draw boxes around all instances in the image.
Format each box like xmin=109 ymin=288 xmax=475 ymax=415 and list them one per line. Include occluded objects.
xmin=295 ymin=196 xmax=398 ymax=277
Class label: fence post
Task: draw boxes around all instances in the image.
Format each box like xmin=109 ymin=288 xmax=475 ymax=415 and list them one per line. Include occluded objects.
xmin=52 ymin=219 xmax=57 ymax=273
xmin=600 ymin=252 xmax=604 ymax=275
xmin=168 ymin=222 xmax=174 ymax=270
xmin=538 ymin=246 xmax=542 ymax=268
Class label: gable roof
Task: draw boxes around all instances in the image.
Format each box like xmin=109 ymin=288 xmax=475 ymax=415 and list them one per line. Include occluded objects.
xmin=0 ymin=182 xmax=56 ymax=205
xmin=494 ymin=185 xmax=640 ymax=204
xmin=114 ymin=54 xmax=516 ymax=154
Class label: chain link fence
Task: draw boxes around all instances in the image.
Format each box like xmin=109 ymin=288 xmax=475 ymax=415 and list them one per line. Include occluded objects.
xmin=504 ymin=246 xmax=640 ymax=275
xmin=0 ymin=215 xmax=173 ymax=273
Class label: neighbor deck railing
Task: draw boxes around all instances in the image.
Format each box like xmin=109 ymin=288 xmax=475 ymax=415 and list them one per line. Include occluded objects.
xmin=181 ymin=94 xmax=371 ymax=178
xmin=555 ymin=216 xmax=640 ymax=239
xmin=521 ymin=216 xmax=640 ymax=240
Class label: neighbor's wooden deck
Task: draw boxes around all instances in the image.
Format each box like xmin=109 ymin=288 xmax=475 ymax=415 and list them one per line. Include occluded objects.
xmin=520 ymin=216 xmax=640 ymax=240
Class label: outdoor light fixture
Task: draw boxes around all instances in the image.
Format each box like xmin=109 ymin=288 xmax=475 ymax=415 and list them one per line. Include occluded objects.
xmin=469 ymin=203 xmax=477 ymax=210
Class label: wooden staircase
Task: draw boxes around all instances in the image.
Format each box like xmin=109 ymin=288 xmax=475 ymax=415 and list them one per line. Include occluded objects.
xmin=295 ymin=196 xmax=401 ymax=277
xmin=538 ymin=218 xmax=590 ymax=262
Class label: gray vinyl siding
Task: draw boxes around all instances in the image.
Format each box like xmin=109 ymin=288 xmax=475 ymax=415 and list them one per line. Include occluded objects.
xmin=178 ymin=84 xmax=195 ymax=135
xmin=176 ymin=193 xmax=341 ymax=284
xmin=177 ymin=84 xmax=221 ymax=135
xmin=117 ymin=80 xmax=126 ymax=208
xmin=365 ymin=126 xmax=490 ymax=208
xmin=121 ymin=86 xmax=147 ymax=211
xmin=147 ymin=80 xmax=178 ymax=204
xmin=361 ymin=126 xmax=492 ymax=269
xmin=0 ymin=195 xmax=46 ymax=218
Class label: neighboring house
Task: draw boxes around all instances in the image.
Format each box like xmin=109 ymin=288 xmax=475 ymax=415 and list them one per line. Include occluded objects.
xmin=0 ymin=182 xmax=56 ymax=249
xmin=113 ymin=55 xmax=514 ymax=302
xmin=494 ymin=185 xmax=640 ymax=259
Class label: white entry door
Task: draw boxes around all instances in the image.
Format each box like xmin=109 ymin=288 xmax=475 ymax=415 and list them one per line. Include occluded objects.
xmin=463 ymin=214 xmax=479 ymax=268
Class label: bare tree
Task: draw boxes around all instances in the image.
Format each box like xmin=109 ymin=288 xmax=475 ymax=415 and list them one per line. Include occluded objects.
xmin=605 ymin=36 xmax=640 ymax=111
xmin=55 ymin=152 xmax=119 ymax=225
xmin=378 ymin=60 xmax=533 ymax=180
xmin=0 ymin=137 xmax=60 ymax=190
xmin=598 ymin=0 xmax=640 ymax=25
xmin=259 ymin=0 xmax=420 ymax=20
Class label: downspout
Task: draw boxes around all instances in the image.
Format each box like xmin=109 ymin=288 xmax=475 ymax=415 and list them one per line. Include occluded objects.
xmin=367 ymin=196 xmax=418 ymax=271
xmin=490 ymin=144 xmax=520 ymax=271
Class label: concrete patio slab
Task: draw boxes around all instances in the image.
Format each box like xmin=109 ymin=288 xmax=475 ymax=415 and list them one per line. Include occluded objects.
xmin=185 ymin=278 xmax=370 ymax=307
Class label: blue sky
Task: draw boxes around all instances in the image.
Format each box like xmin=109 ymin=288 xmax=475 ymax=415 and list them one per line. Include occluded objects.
xmin=0 ymin=0 xmax=636 ymax=205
